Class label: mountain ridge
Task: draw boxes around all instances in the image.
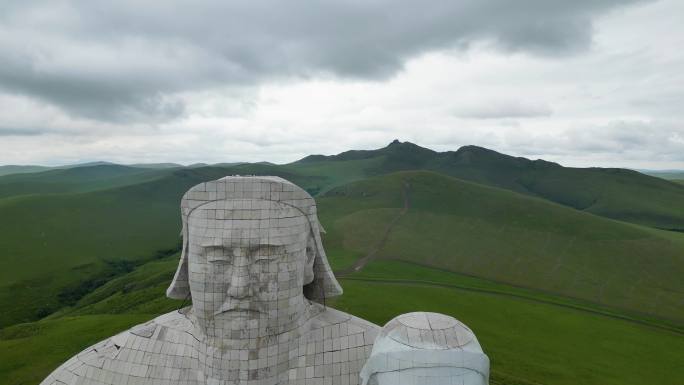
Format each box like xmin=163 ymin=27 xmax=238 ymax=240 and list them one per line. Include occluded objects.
xmin=3 ymin=141 xmax=684 ymax=231
xmin=1 ymin=149 xmax=683 ymax=385
xmin=291 ymin=140 xmax=684 ymax=231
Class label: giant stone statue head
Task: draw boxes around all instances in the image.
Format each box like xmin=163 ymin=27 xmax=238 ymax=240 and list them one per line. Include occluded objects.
xmin=166 ymin=176 xmax=342 ymax=339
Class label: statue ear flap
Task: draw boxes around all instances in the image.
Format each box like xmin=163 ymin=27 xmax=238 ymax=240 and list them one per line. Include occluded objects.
xmin=166 ymin=223 xmax=191 ymax=300
xmin=303 ymin=235 xmax=316 ymax=285
xmin=303 ymin=213 xmax=343 ymax=302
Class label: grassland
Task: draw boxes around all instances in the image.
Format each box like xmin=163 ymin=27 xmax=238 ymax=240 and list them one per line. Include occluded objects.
xmin=0 ymin=164 xmax=333 ymax=327
xmin=0 ymin=181 xmax=181 ymax=327
xmin=321 ymin=171 xmax=684 ymax=323
xmin=0 ymin=254 xmax=183 ymax=385
xmin=2 ymin=257 xmax=682 ymax=385
xmin=333 ymin=274 xmax=684 ymax=385
xmin=345 ymin=260 xmax=683 ymax=332
xmin=0 ymin=164 xmax=172 ymax=199
xmin=0 ymin=314 xmax=153 ymax=385
xmin=293 ymin=141 xmax=684 ymax=231
xmin=5 ymin=166 xmax=681 ymax=326
xmin=0 ymin=166 xmax=236 ymax=327
xmin=1 ymin=147 xmax=684 ymax=385
xmin=0 ymin=165 xmax=52 ymax=177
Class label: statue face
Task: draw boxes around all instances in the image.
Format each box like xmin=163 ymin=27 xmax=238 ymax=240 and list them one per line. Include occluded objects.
xmin=186 ymin=199 xmax=313 ymax=338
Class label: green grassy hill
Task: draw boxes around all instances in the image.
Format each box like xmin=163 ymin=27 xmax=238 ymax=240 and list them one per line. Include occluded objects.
xmin=0 ymin=176 xmax=181 ymax=327
xmin=2 ymin=252 xmax=682 ymax=385
xmin=0 ymin=165 xmax=52 ymax=177
xmin=1 ymin=147 xmax=684 ymax=385
xmin=0 ymin=161 xmax=125 ymax=177
xmin=318 ymin=171 xmax=684 ymax=324
xmin=291 ymin=141 xmax=684 ymax=231
xmin=0 ymin=165 xmax=176 ymax=199
xmin=7 ymin=142 xmax=683 ymax=231
xmin=0 ymin=166 xmax=222 ymax=326
xmin=0 ymin=165 xmax=326 ymax=327
xmin=0 ymin=161 xmax=183 ymax=178
xmin=333 ymin=266 xmax=684 ymax=385
xmin=2 ymin=159 xmax=683 ymax=327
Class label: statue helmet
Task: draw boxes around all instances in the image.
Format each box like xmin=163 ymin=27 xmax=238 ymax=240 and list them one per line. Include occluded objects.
xmin=360 ymin=312 xmax=490 ymax=385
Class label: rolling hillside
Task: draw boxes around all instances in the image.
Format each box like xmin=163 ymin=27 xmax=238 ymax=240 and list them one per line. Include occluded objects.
xmin=2 ymin=151 xmax=684 ymax=327
xmin=0 ymin=165 xmax=52 ymax=177
xmin=0 ymin=162 xmax=182 ymax=177
xmin=7 ymin=141 xmax=684 ymax=232
xmin=0 ymin=165 xmax=325 ymax=327
xmin=292 ymin=140 xmax=684 ymax=231
xmin=0 ymin=165 xmax=175 ymax=199
xmin=1 ymin=145 xmax=683 ymax=384
xmin=318 ymin=171 xmax=684 ymax=324
xmin=2 ymin=238 xmax=683 ymax=385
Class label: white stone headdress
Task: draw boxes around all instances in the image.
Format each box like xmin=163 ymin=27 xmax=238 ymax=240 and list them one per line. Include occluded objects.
xmin=166 ymin=175 xmax=343 ymax=303
xmin=360 ymin=312 xmax=490 ymax=385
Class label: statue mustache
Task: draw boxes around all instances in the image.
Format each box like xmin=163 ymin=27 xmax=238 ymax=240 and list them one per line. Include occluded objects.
xmin=213 ymin=299 xmax=267 ymax=316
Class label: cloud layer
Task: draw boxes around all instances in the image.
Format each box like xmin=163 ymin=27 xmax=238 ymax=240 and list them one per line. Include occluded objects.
xmin=0 ymin=0 xmax=646 ymax=121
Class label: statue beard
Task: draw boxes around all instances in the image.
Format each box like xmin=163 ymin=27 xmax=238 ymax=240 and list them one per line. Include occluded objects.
xmin=192 ymin=295 xmax=311 ymax=344
xmin=187 ymin=296 xmax=323 ymax=383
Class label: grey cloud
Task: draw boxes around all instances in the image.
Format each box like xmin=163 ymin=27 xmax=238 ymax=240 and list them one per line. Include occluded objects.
xmin=0 ymin=127 xmax=46 ymax=136
xmin=454 ymin=100 xmax=553 ymax=119
xmin=0 ymin=0 xmax=648 ymax=122
xmin=0 ymin=70 xmax=187 ymax=123
xmin=506 ymin=120 xmax=684 ymax=161
xmin=576 ymin=121 xmax=684 ymax=159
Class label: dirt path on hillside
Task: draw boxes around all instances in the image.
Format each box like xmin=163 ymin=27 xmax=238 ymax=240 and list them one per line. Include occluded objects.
xmin=329 ymin=181 xmax=684 ymax=334
xmin=336 ymin=180 xmax=410 ymax=276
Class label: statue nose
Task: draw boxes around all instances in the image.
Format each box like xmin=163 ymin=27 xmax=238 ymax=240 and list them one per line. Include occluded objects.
xmin=226 ymin=257 xmax=251 ymax=298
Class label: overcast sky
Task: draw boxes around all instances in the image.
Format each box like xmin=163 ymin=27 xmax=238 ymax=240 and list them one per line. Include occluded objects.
xmin=0 ymin=0 xmax=682 ymax=169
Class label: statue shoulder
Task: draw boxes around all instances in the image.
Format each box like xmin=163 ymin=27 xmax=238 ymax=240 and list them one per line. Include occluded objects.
xmin=315 ymin=304 xmax=380 ymax=335
xmin=288 ymin=304 xmax=380 ymax=380
xmin=308 ymin=303 xmax=380 ymax=350
xmin=40 ymin=309 xmax=197 ymax=385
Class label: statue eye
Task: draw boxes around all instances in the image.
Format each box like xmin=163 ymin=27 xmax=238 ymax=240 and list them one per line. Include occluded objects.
xmin=204 ymin=246 xmax=234 ymax=264
xmin=208 ymin=256 xmax=232 ymax=264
